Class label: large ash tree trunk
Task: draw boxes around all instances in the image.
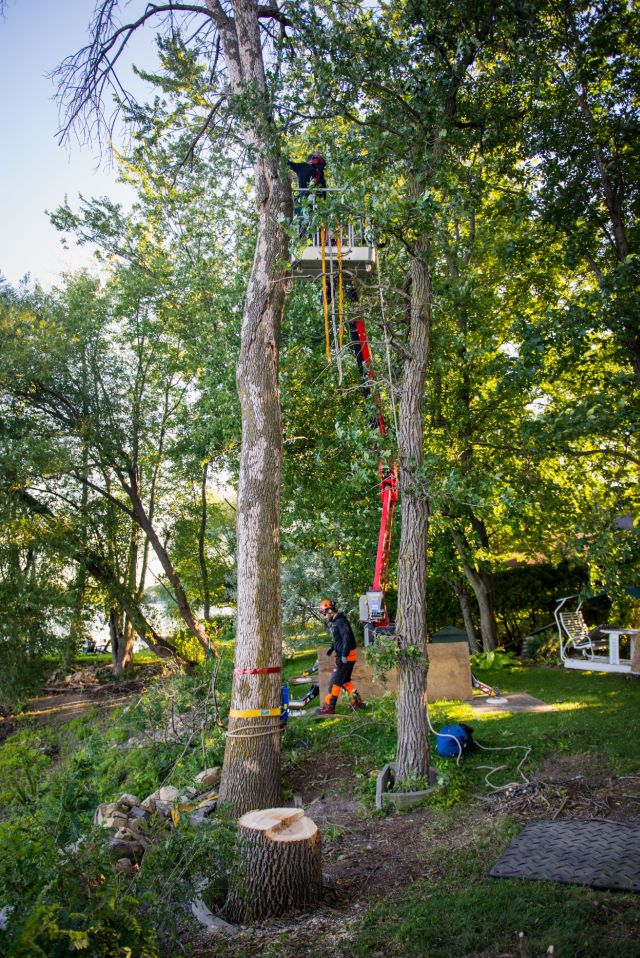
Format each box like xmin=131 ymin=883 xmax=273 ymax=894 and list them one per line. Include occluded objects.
xmin=218 ymin=163 xmax=290 ymax=812
xmin=394 ymin=241 xmax=432 ymax=783
xmin=215 ymin=0 xmax=292 ymax=814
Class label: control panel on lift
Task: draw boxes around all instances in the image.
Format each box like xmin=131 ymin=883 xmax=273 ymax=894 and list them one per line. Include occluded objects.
xmin=359 ymin=590 xmax=396 ymax=646
xmin=290 ymin=191 xmax=376 ymax=279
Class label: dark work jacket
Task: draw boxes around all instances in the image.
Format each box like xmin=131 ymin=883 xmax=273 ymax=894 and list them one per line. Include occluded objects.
xmin=287 ymin=160 xmax=327 ymax=193
xmin=327 ymin=612 xmax=357 ymax=660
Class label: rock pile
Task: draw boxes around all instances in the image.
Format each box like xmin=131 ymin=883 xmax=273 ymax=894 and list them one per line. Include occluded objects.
xmin=94 ymin=767 xmax=222 ymax=874
xmin=120 ymin=710 xmax=204 ymax=748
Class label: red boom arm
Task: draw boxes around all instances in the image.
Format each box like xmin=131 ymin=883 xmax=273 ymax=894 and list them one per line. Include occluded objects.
xmin=349 ymin=315 xmax=398 ymax=624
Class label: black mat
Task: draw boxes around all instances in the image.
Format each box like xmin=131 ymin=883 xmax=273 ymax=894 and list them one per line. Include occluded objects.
xmin=489 ymin=820 xmax=640 ymax=892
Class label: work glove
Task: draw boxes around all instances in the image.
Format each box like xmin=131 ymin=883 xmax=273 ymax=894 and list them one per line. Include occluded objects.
xmin=341 ymin=656 xmax=348 ymax=664
xmin=326 ymin=647 xmax=334 ymax=657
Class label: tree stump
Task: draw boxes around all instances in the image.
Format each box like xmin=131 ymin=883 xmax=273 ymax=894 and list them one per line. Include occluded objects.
xmin=225 ymin=808 xmax=322 ymax=923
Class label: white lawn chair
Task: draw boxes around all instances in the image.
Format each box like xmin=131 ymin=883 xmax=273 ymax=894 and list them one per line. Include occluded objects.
xmin=554 ymin=594 xmax=639 ymax=673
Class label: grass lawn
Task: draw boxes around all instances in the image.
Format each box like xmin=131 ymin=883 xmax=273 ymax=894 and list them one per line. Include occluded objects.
xmin=1 ymin=654 xmax=638 ymax=958
xmin=274 ymin=658 xmax=640 ymax=958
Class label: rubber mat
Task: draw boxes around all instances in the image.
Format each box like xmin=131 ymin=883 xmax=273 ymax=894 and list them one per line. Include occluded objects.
xmin=490 ymin=820 xmax=640 ymax=892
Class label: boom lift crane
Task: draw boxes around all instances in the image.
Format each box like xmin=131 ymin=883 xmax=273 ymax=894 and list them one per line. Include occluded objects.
xmin=292 ymin=195 xmax=398 ymax=635
xmin=287 ymin=199 xmax=397 ymax=713
xmin=286 ymin=193 xmax=500 ymax=716
xmin=348 ymin=309 xmax=398 ymax=644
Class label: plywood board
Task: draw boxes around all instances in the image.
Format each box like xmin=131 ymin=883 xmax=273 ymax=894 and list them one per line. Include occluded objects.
xmin=316 ymin=640 xmax=473 ymax=704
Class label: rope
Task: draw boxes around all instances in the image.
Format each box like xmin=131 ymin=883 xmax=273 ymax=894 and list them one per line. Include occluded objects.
xmin=225 ymin=723 xmax=285 ymax=740
xmin=336 ymin=233 xmax=344 ymax=351
xmin=320 ymin=227 xmax=331 ymax=363
xmin=327 ymin=233 xmax=343 ymax=384
xmin=474 ymin=740 xmax=532 ymax=792
xmin=375 ymin=251 xmax=399 ymax=436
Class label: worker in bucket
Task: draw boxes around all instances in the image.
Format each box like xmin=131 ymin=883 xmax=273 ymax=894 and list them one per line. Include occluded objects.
xmin=288 ymin=152 xmax=327 ymax=194
xmin=288 ymin=153 xmax=327 ymax=237
xmin=317 ymin=599 xmax=365 ymax=714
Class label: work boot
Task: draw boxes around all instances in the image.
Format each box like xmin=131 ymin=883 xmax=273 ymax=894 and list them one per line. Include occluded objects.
xmin=316 ymin=702 xmax=336 ymax=715
xmin=350 ymin=691 xmax=365 ymax=710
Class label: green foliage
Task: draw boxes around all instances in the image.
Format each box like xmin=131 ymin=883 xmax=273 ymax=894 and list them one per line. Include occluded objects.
xmin=522 ymin=628 xmax=561 ymax=663
xmin=0 ymin=729 xmax=55 ymax=808
xmin=364 ymin=633 xmax=425 ymax=682
xmin=470 ymin=647 xmax=520 ymax=671
xmin=363 ymin=633 xmax=401 ymax=681
xmin=0 ymin=664 xmax=234 ymax=955
xmin=9 ymin=895 xmax=158 ymax=958
xmin=133 ymin=816 xmax=236 ymax=941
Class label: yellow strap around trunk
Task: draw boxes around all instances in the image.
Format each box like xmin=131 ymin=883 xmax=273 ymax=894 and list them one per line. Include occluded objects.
xmin=229 ymin=707 xmax=282 ymax=718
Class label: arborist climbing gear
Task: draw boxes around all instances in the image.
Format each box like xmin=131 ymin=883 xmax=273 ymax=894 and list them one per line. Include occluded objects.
xmin=320 ymin=227 xmax=331 ymax=363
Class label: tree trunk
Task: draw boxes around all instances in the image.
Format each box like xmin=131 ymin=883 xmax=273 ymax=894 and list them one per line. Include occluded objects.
xmin=126 ymin=472 xmax=211 ymax=652
xmin=455 ymin=584 xmax=479 ymax=653
xmin=225 ymin=808 xmax=322 ymax=923
xmin=461 ymin=563 xmax=499 ymax=652
xmin=216 ymin=0 xmax=292 ymax=814
xmin=394 ymin=239 xmax=431 ymax=784
xmin=110 ymin=608 xmax=135 ymax=675
xmin=451 ymin=522 xmax=499 ymax=653
xmin=68 ymin=347 xmax=90 ymax=665
xmin=199 ymin=461 xmax=211 ymax=622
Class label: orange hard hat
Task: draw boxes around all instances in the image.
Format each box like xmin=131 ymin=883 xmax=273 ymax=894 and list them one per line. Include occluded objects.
xmin=319 ymin=599 xmax=336 ymax=612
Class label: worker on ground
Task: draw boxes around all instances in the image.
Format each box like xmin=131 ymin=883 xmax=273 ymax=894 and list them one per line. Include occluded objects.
xmin=317 ymin=599 xmax=365 ymax=714
xmin=288 ymin=153 xmax=327 ymax=237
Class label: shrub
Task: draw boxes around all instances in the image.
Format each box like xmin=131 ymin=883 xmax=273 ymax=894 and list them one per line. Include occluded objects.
xmin=522 ymin=628 xmax=561 ymax=663
xmin=470 ymin=648 xmax=519 ymax=671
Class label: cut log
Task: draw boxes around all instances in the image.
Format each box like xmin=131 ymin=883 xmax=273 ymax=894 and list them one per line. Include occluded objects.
xmin=225 ymin=807 xmax=322 ymax=923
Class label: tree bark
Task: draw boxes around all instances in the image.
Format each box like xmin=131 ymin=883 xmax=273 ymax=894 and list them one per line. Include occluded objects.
xmin=225 ymin=808 xmax=322 ymax=923
xmin=214 ymin=0 xmax=292 ymax=814
xmin=109 ymin=606 xmax=135 ymax=675
xmin=199 ymin=461 xmax=211 ymax=622
xmin=455 ymin=584 xmax=479 ymax=653
xmin=631 ymin=638 xmax=640 ymax=676
xmin=394 ymin=237 xmax=431 ymax=784
xmin=459 ymin=561 xmax=499 ymax=652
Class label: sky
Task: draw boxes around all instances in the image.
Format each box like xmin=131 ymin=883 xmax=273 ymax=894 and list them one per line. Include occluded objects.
xmin=0 ymin=0 xmax=158 ymax=288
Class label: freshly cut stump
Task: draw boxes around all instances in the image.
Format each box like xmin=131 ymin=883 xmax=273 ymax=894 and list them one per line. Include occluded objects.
xmin=226 ymin=808 xmax=322 ymax=923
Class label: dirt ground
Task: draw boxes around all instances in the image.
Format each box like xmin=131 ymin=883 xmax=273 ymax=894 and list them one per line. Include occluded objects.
xmin=187 ymin=745 xmax=640 ymax=958
xmin=0 ymin=663 xmax=162 ymax=744
xmin=5 ymin=669 xmax=638 ymax=958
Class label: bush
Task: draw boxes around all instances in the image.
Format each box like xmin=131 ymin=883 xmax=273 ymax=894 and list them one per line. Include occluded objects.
xmin=470 ymin=648 xmax=519 ymax=671
xmin=0 ymin=662 xmax=234 ymax=957
xmin=522 ymin=628 xmax=561 ymax=663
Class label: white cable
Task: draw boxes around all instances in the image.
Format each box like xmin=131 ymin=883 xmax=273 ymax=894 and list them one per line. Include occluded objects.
xmin=474 ymin=740 xmax=532 ymax=792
